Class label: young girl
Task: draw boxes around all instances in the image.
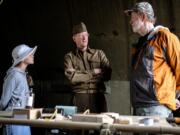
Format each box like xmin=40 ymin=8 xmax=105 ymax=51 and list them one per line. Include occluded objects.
xmin=0 ymin=44 xmax=37 ymax=135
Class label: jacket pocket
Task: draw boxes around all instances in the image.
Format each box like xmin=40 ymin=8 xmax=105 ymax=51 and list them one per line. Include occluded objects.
xmin=89 ymin=60 xmax=100 ymax=68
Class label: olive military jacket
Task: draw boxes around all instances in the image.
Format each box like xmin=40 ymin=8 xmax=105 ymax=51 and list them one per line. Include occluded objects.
xmin=64 ymin=47 xmax=111 ymax=93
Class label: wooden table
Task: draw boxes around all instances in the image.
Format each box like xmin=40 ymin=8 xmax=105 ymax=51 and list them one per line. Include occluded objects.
xmin=0 ymin=111 xmax=179 ymax=134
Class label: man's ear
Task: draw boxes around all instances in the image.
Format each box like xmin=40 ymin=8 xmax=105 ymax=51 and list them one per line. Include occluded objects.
xmin=141 ymin=13 xmax=148 ymax=22
xmin=72 ymin=36 xmax=75 ymax=42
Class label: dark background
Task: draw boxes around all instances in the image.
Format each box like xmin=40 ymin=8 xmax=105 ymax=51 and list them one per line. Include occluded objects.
xmin=0 ymin=0 xmax=180 ymax=134
xmin=0 ymin=0 xmax=179 ymax=111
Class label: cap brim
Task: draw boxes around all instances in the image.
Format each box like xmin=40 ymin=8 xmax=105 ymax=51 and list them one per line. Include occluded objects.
xmin=31 ymin=46 xmax=37 ymax=55
xmin=124 ymin=10 xmax=134 ymax=16
xmin=12 ymin=46 xmax=37 ymax=67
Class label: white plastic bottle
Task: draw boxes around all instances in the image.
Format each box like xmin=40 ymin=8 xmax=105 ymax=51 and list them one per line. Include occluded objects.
xmin=26 ymin=88 xmax=35 ymax=109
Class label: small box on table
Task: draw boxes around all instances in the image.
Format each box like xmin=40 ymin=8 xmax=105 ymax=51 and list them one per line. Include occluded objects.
xmin=72 ymin=114 xmax=114 ymax=124
xmin=13 ymin=108 xmax=42 ymax=119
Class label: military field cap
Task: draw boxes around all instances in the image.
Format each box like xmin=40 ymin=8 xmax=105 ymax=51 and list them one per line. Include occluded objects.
xmin=72 ymin=22 xmax=88 ymax=35
xmin=124 ymin=2 xmax=154 ymax=20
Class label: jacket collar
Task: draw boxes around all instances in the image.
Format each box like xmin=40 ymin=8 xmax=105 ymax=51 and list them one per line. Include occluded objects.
xmin=147 ymin=25 xmax=169 ymax=40
xmin=75 ymin=47 xmax=95 ymax=55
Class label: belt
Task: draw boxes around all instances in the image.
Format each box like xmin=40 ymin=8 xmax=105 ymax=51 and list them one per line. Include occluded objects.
xmin=75 ymin=90 xmax=97 ymax=94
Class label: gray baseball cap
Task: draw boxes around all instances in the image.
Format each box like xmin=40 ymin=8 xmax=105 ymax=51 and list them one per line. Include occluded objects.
xmin=125 ymin=2 xmax=154 ymax=21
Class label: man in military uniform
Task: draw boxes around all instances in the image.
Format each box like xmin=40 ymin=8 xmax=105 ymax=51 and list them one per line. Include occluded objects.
xmin=64 ymin=22 xmax=112 ymax=113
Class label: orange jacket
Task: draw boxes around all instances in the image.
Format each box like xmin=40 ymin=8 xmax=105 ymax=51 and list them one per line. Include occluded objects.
xmin=131 ymin=26 xmax=180 ymax=110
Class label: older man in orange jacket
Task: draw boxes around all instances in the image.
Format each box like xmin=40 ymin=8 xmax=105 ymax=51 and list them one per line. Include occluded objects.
xmin=125 ymin=2 xmax=180 ymax=118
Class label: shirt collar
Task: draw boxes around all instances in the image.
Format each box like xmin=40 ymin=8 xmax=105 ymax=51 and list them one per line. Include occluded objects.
xmin=13 ymin=67 xmax=27 ymax=75
xmin=76 ymin=47 xmax=95 ymax=54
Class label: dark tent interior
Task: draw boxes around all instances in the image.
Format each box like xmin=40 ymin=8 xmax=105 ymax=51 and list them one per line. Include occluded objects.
xmin=0 ymin=0 xmax=179 ymax=134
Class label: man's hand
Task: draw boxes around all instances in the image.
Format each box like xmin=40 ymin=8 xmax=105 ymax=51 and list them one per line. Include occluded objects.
xmin=94 ymin=68 xmax=102 ymax=74
xmin=68 ymin=68 xmax=75 ymax=72
xmin=176 ymin=99 xmax=180 ymax=109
